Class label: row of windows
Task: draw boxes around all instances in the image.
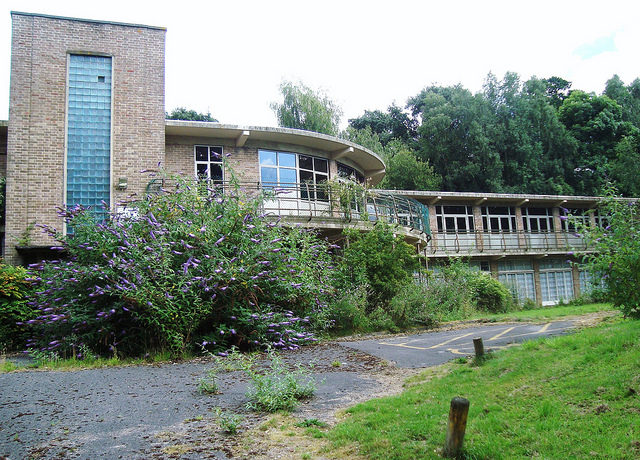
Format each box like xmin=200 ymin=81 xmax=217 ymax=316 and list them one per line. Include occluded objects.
xmin=435 ymin=205 xmax=602 ymax=233
xmin=193 ymin=146 xmax=365 ymax=201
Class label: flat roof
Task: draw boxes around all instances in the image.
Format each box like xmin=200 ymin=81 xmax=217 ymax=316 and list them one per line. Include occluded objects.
xmin=393 ymin=189 xmax=636 ymax=207
xmin=11 ymin=11 xmax=166 ymax=31
xmin=165 ymin=121 xmax=386 ymax=185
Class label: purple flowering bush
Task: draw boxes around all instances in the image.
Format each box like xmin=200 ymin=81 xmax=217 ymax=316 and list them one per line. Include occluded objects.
xmin=25 ymin=174 xmax=336 ymax=357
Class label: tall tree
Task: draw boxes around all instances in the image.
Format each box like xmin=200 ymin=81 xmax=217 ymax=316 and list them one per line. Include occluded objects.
xmin=270 ymin=81 xmax=342 ymax=136
xmin=413 ymin=85 xmax=503 ymax=192
xmin=558 ymin=91 xmax=624 ymax=194
xmin=348 ymin=104 xmax=417 ymax=146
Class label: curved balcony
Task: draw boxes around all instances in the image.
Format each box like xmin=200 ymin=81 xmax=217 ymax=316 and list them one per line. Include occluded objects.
xmin=146 ymin=179 xmax=431 ymax=244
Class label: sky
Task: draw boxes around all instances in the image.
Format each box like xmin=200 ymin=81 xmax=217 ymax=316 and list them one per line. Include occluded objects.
xmin=1 ymin=0 xmax=639 ymax=129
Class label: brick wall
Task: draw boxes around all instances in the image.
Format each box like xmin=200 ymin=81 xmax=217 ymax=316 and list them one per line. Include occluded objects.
xmin=5 ymin=13 xmax=166 ymax=263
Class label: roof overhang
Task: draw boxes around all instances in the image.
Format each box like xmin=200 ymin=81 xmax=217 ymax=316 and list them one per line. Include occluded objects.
xmin=165 ymin=121 xmax=386 ymax=185
xmin=391 ymin=190 xmax=634 ymax=208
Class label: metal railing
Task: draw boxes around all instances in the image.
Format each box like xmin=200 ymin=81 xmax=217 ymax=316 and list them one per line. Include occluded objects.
xmin=430 ymin=230 xmax=589 ymax=255
xmin=146 ymin=179 xmax=431 ymax=238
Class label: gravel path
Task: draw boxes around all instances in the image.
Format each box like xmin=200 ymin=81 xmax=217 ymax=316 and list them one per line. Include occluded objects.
xmin=0 ymin=344 xmax=387 ymax=459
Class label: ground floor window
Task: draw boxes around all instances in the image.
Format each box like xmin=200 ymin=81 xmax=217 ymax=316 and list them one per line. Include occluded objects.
xmin=498 ymin=259 xmax=536 ymax=303
xmin=539 ymin=259 xmax=574 ymax=304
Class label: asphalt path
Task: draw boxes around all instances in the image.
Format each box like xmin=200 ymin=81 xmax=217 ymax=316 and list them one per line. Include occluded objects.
xmin=340 ymin=319 xmax=576 ymax=368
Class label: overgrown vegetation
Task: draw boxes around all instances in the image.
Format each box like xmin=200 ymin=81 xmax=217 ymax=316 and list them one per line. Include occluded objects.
xmin=327 ymin=317 xmax=640 ymax=459
xmin=24 ymin=172 xmax=335 ymax=358
xmin=574 ymin=186 xmax=640 ymax=318
xmin=0 ymin=263 xmax=36 ymax=350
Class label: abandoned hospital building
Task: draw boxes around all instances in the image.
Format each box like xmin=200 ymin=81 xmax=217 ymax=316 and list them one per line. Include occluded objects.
xmin=1 ymin=11 xmax=618 ymax=306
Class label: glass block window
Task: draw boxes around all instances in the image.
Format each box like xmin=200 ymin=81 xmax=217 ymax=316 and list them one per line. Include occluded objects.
xmin=195 ymin=145 xmax=223 ymax=183
xmin=66 ymin=54 xmax=112 ymax=223
xmin=521 ymin=207 xmax=553 ymax=232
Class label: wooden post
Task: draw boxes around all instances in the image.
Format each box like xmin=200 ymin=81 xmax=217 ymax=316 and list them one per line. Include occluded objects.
xmin=444 ymin=397 xmax=470 ymax=458
xmin=473 ymin=337 xmax=484 ymax=358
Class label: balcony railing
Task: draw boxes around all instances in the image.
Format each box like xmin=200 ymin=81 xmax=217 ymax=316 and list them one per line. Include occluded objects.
xmin=146 ymin=179 xmax=431 ymax=239
xmin=430 ymin=230 xmax=588 ymax=255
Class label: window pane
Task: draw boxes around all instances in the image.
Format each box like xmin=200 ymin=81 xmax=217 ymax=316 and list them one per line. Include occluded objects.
xmin=490 ymin=217 xmax=499 ymax=231
xmin=501 ymin=217 xmax=510 ymax=231
xmin=445 ymin=217 xmax=454 ymax=230
xmin=209 ymin=148 xmax=222 ymax=161
xmin=210 ymin=164 xmax=223 ymax=182
xmin=530 ymin=220 xmax=539 ymax=232
xmin=279 ymin=168 xmax=297 ymax=185
xmin=539 ymin=219 xmax=548 ymax=231
xmin=457 ymin=217 xmax=467 ymax=231
xmin=299 ymin=155 xmax=313 ymax=170
xmin=315 ymin=173 xmax=328 ymax=184
xmin=299 ymin=170 xmax=313 ymax=183
xmin=314 ymin=158 xmax=328 ymax=173
xmin=260 ymin=166 xmax=277 ymax=184
xmin=195 ymin=146 xmax=208 ymax=162
xmin=279 ymin=152 xmax=296 ymax=168
xmin=259 ymin=150 xmax=277 ymax=166
xmin=196 ymin=163 xmax=208 ymax=179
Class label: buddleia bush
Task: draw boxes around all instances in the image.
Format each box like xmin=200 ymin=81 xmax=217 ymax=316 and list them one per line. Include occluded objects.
xmin=25 ymin=173 xmax=336 ymax=357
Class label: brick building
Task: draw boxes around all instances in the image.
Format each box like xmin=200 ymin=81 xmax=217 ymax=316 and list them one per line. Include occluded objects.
xmin=1 ymin=12 xmax=614 ymax=305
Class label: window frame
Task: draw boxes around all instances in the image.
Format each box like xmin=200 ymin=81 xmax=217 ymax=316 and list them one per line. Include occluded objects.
xmin=194 ymin=145 xmax=224 ymax=184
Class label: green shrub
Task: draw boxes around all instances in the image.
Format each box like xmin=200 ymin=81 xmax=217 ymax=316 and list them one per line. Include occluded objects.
xmin=471 ymin=273 xmax=511 ymax=312
xmin=388 ymin=282 xmax=438 ymax=329
xmin=324 ymin=285 xmax=371 ymax=333
xmin=0 ymin=263 xmax=36 ymax=351
xmin=25 ymin=171 xmax=336 ymax=358
xmin=337 ymin=222 xmax=419 ymax=309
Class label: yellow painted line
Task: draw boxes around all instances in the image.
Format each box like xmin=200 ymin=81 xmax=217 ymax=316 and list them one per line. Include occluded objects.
xmin=538 ymin=322 xmax=552 ymax=333
xmin=378 ymin=342 xmax=427 ymax=350
xmin=488 ymin=326 xmax=515 ymax=341
xmin=427 ymin=332 xmax=474 ymax=349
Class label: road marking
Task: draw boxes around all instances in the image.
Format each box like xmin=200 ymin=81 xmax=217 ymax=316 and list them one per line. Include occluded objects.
xmin=427 ymin=332 xmax=474 ymax=349
xmin=538 ymin=322 xmax=552 ymax=333
xmin=488 ymin=326 xmax=515 ymax=341
xmin=378 ymin=342 xmax=427 ymax=350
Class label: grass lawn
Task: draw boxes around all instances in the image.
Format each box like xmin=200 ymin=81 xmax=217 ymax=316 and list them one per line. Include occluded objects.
xmin=465 ymin=302 xmax=615 ymax=323
xmin=327 ymin=316 xmax=640 ymax=459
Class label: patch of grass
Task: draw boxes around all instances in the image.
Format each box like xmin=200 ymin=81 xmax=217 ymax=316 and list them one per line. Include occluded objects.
xmin=467 ymin=302 xmax=615 ymax=322
xmin=295 ymin=418 xmax=328 ymax=428
xmin=327 ymin=318 xmax=640 ymax=459
xmin=0 ymin=361 xmax=19 ymax=373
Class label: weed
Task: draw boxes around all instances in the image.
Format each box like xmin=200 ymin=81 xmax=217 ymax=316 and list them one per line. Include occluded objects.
xmin=198 ymin=369 xmax=220 ymax=395
xmin=245 ymin=350 xmax=317 ymax=412
xmin=331 ymin=360 xmax=341 ymax=368
xmin=213 ymin=407 xmax=243 ymax=434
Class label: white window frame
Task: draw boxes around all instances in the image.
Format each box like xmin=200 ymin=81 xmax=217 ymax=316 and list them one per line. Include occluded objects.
xmin=194 ymin=145 xmax=224 ymax=183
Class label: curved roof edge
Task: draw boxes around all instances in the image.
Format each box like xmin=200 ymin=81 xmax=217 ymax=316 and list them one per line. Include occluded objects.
xmin=164 ymin=121 xmax=386 ymax=185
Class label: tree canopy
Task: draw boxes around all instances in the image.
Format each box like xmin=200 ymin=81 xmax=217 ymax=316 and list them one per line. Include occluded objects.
xmin=166 ymin=107 xmax=218 ymax=122
xmin=346 ymin=72 xmax=640 ymax=196
xmin=271 ymin=81 xmax=342 ymax=136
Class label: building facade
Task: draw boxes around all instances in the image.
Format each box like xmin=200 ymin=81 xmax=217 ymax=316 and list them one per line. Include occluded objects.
xmin=1 ymin=12 xmax=613 ymax=305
